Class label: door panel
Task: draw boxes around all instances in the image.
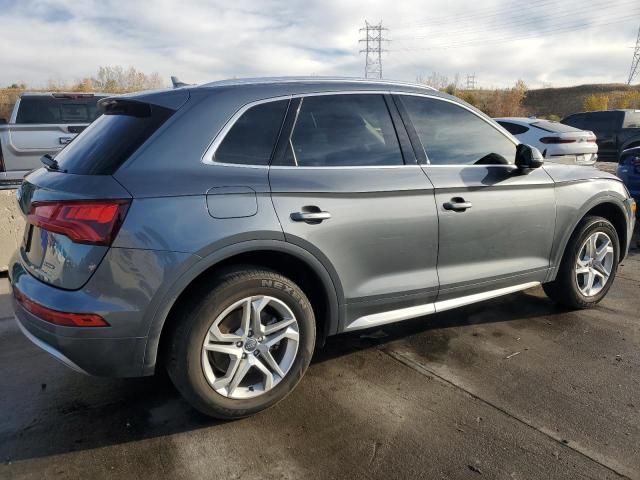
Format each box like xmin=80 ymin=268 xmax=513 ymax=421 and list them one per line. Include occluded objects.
xmin=270 ymin=166 xmax=439 ymax=325
xmin=424 ymin=165 xmax=556 ymax=300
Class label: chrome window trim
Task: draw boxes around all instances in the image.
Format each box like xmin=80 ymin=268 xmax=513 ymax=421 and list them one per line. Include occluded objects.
xmin=201 ymin=90 xmax=518 ymax=169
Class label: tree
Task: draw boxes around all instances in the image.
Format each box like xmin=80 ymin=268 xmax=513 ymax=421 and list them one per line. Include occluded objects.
xmin=583 ymin=94 xmax=609 ymax=111
xmin=91 ymin=66 xmax=165 ymax=93
xmin=612 ymin=91 xmax=640 ymax=109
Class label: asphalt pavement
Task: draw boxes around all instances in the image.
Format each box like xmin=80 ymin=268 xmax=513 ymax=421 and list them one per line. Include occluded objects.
xmin=1 ymin=217 xmax=639 ymax=479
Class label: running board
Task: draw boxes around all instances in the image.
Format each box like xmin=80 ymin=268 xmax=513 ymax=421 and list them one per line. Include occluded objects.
xmin=345 ymin=282 xmax=540 ymax=331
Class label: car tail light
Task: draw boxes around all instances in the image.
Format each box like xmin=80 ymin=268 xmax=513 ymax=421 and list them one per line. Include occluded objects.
xmin=587 ymin=136 xmax=597 ymax=143
xmin=13 ymin=287 xmax=109 ymax=327
xmin=28 ymin=199 xmax=130 ymax=246
xmin=539 ymin=137 xmax=576 ymax=144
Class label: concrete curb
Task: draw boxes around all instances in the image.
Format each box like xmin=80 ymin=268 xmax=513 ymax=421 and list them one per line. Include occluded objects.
xmin=0 ymin=189 xmax=21 ymax=272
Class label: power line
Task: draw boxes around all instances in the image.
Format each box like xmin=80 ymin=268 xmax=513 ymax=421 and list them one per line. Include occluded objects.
xmin=392 ymin=0 xmax=560 ymax=30
xmin=393 ymin=1 xmax=639 ymax=41
xmin=629 ymin=24 xmax=640 ymax=84
xmin=359 ymin=21 xmax=388 ymax=79
xmin=391 ymin=14 xmax=637 ymax=51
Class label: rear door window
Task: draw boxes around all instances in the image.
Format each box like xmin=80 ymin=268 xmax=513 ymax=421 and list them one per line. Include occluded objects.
xmin=285 ymin=94 xmax=403 ymax=167
xmin=54 ymin=101 xmax=174 ymax=175
xmin=15 ymin=95 xmax=104 ymax=124
xmin=401 ymin=95 xmax=516 ymax=165
xmin=214 ymin=100 xmax=288 ymax=165
xmin=497 ymin=121 xmax=529 ymax=135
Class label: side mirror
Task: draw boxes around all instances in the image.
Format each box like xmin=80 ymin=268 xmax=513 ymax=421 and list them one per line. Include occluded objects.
xmin=515 ymin=144 xmax=544 ymax=172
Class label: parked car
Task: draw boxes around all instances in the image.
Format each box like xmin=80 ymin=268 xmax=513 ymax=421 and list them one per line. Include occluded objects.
xmin=9 ymin=78 xmax=636 ymax=419
xmin=561 ymin=109 xmax=640 ymax=161
xmin=0 ymin=92 xmax=108 ymax=188
xmin=495 ymin=117 xmax=597 ymax=166
xmin=617 ymin=146 xmax=640 ymax=210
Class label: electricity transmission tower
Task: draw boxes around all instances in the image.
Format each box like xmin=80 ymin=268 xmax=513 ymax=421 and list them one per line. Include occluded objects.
xmin=628 ymin=24 xmax=640 ymax=85
xmin=465 ymin=73 xmax=477 ymax=90
xmin=359 ymin=21 xmax=388 ymax=79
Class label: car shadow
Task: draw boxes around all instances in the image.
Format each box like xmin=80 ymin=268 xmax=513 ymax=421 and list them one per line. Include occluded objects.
xmin=0 ymin=287 xmax=567 ymax=464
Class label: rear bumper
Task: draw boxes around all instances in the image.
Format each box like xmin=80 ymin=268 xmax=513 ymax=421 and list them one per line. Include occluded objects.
xmin=8 ymin=247 xmax=195 ymax=377
xmin=12 ymin=290 xmax=148 ymax=377
xmin=546 ymin=153 xmax=597 ymax=166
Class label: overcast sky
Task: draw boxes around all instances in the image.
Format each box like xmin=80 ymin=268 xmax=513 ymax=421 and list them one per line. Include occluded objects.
xmin=0 ymin=0 xmax=638 ymax=89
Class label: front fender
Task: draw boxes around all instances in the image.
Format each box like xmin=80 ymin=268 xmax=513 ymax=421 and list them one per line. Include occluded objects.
xmin=547 ymin=180 xmax=631 ymax=281
xmin=141 ymin=239 xmax=342 ymax=375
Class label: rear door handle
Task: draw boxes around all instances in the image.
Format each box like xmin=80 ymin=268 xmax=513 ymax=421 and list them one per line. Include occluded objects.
xmin=443 ymin=198 xmax=472 ymax=212
xmin=290 ymin=208 xmax=331 ymax=223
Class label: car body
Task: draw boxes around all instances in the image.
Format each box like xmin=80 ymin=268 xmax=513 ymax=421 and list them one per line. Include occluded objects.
xmin=617 ymin=146 xmax=640 ymax=208
xmin=8 ymin=77 xmax=636 ymax=417
xmin=0 ymin=92 xmax=108 ymax=188
xmin=561 ymin=109 xmax=640 ymax=162
xmin=495 ymin=117 xmax=598 ymax=166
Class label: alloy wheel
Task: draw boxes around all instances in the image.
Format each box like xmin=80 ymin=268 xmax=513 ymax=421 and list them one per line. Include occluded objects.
xmin=201 ymin=295 xmax=300 ymax=399
xmin=575 ymin=231 xmax=614 ymax=297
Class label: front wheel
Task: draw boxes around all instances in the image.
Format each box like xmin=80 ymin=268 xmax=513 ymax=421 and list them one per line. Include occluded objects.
xmin=543 ymin=215 xmax=619 ymax=309
xmin=165 ymin=268 xmax=315 ymax=419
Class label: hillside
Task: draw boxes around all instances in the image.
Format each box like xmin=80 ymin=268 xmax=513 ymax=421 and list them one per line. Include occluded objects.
xmin=523 ymin=83 xmax=640 ymax=118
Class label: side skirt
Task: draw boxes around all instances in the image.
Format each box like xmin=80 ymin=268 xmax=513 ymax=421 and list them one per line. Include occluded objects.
xmin=344 ymin=282 xmax=540 ymax=332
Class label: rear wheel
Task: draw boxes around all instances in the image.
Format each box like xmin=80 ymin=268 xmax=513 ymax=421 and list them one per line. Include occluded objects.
xmin=543 ymin=215 xmax=619 ymax=308
xmin=166 ymin=268 xmax=315 ymax=419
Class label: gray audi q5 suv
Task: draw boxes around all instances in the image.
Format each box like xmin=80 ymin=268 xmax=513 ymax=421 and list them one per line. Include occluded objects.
xmin=9 ymin=77 xmax=636 ymax=419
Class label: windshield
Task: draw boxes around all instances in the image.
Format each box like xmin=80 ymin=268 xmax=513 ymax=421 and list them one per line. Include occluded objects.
xmin=15 ymin=95 xmax=105 ymax=124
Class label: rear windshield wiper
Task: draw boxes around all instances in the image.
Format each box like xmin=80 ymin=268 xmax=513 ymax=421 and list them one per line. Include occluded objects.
xmin=40 ymin=154 xmax=61 ymax=171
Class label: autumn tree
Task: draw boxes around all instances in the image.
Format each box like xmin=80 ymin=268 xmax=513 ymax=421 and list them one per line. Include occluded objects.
xmin=583 ymin=94 xmax=609 ymax=111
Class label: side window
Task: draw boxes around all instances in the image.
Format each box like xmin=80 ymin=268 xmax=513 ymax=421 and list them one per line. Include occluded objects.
xmin=214 ymin=100 xmax=288 ymax=165
xmin=497 ymin=121 xmax=529 ymax=135
xmin=287 ymin=94 xmax=403 ymax=167
xmin=401 ymin=96 xmax=516 ymax=165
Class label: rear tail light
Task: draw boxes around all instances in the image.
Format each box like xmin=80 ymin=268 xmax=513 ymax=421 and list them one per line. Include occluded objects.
xmin=587 ymin=136 xmax=597 ymax=143
xmin=13 ymin=287 xmax=109 ymax=327
xmin=28 ymin=199 xmax=130 ymax=246
xmin=539 ymin=137 xmax=576 ymax=144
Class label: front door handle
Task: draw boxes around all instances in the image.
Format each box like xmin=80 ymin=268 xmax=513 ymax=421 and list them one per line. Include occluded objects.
xmin=443 ymin=198 xmax=472 ymax=212
xmin=290 ymin=207 xmax=331 ymax=224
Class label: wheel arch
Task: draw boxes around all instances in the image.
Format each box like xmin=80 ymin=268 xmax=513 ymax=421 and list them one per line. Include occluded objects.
xmin=621 ymin=138 xmax=640 ymax=153
xmin=549 ymin=197 xmax=629 ymax=282
xmin=143 ymin=240 xmax=343 ymax=374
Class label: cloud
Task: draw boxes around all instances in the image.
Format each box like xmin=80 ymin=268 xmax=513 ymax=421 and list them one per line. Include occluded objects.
xmin=0 ymin=0 xmax=637 ymax=88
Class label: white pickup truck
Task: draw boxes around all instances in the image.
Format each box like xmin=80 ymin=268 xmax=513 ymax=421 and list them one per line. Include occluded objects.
xmin=0 ymin=92 xmax=108 ymax=188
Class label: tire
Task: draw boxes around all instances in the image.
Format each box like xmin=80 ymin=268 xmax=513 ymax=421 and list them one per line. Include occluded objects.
xmin=165 ymin=267 xmax=315 ymax=419
xmin=543 ymin=215 xmax=619 ymax=309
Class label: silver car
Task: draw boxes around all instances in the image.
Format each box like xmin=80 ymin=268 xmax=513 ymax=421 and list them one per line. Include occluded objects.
xmin=9 ymin=77 xmax=636 ymax=419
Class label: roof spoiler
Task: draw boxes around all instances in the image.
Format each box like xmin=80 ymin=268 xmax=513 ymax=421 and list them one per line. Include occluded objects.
xmin=171 ymin=76 xmax=193 ymax=88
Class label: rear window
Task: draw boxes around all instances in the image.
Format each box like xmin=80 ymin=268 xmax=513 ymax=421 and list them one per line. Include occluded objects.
xmin=15 ymin=95 xmax=104 ymax=124
xmin=531 ymin=120 xmax=582 ymax=133
xmin=497 ymin=121 xmax=529 ymax=135
xmin=623 ymin=111 xmax=640 ymax=128
xmin=54 ymin=101 xmax=174 ymax=175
